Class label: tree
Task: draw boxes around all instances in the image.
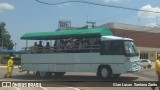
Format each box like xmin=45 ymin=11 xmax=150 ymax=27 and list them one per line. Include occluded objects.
xmin=0 ymin=22 xmax=14 ymax=50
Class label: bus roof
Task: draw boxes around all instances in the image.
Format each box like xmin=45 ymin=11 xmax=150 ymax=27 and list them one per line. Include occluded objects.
xmin=101 ymin=36 xmax=133 ymax=41
xmin=20 ymin=28 xmax=113 ymax=40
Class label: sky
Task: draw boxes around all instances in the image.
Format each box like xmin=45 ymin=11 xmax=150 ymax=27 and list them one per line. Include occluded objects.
xmin=0 ymin=0 xmax=160 ymax=50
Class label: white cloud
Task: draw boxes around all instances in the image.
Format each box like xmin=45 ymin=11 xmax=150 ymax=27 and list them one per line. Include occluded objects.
xmin=0 ymin=3 xmax=14 ymax=10
xmin=138 ymin=4 xmax=160 ymax=19
xmin=145 ymin=22 xmax=158 ymax=27
xmin=57 ymin=3 xmax=70 ymax=8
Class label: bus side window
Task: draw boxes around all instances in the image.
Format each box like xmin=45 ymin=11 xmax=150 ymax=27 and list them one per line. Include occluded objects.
xmin=100 ymin=41 xmax=111 ymax=55
xmin=100 ymin=41 xmax=123 ymax=55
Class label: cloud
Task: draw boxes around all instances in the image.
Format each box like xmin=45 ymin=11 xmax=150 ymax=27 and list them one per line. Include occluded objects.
xmin=138 ymin=4 xmax=160 ymax=19
xmin=57 ymin=2 xmax=70 ymax=8
xmin=0 ymin=3 xmax=14 ymax=10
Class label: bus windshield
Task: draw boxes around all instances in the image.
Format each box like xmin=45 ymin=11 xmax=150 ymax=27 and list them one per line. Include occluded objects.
xmin=124 ymin=41 xmax=139 ymax=56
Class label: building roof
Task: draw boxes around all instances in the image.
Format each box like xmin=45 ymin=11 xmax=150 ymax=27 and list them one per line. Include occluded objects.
xmin=20 ymin=28 xmax=113 ymax=40
xmin=97 ymin=22 xmax=160 ymax=33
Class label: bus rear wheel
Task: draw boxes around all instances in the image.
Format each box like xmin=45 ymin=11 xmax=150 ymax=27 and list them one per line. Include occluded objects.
xmin=97 ymin=66 xmax=112 ymax=79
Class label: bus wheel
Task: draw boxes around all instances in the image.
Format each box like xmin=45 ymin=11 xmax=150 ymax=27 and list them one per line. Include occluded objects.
xmin=98 ymin=66 xmax=112 ymax=79
xmin=112 ymin=74 xmax=121 ymax=78
xmin=54 ymin=72 xmax=65 ymax=77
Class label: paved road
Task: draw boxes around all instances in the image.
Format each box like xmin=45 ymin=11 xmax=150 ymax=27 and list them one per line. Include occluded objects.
xmin=0 ymin=67 xmax=156 ymax=81
xmin=0 ymin=66 xmax=159 ymax=90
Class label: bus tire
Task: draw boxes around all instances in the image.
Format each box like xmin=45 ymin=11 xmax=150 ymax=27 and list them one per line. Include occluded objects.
xmin=97 ymin=66 xmax=112 ymax=79
xmin=54 ymin=72 xmax=65 ymax=77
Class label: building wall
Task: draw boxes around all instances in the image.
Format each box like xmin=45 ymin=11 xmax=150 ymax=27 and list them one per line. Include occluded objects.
xmin=110 ymin=29 xmax=160 ymax=61
xmin=111 ymin=29 xmax=160 ymax=48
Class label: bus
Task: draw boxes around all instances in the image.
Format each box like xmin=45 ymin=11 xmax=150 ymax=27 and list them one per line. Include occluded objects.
xmin=20 ymin=28 xmax=141 ymax=78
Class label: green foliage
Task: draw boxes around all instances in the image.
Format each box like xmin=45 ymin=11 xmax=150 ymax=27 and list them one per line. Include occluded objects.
xmin=0 ymin=22 xmax=14 ymax=50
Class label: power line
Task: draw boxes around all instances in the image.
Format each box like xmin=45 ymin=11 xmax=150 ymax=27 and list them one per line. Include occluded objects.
xmin=34 ymin=0 xmax=160 ymax=30
xmin=35 ymin=0 xmax=160 ymax=38
xmin=35 ymin=0 xmax=160 ymax=14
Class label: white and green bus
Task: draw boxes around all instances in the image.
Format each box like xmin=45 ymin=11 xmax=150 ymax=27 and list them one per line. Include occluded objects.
xmin=20 ymin=28 xmax=141 ymax=78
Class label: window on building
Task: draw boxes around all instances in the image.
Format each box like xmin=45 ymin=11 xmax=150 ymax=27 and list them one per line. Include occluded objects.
xmin=140 ymin=53 xmax=148 ymax=59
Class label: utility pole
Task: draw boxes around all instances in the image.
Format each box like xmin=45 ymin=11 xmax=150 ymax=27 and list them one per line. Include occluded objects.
xmin=87 ymin=21 xmax=96 ymax=28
